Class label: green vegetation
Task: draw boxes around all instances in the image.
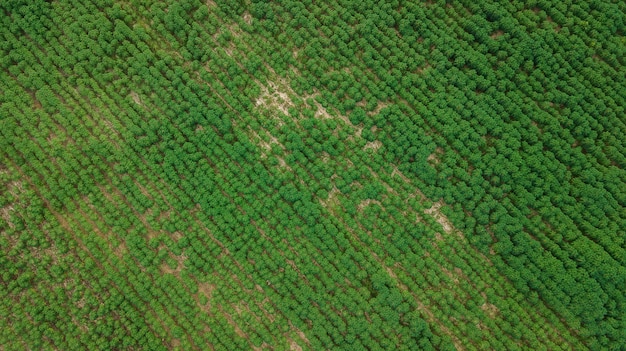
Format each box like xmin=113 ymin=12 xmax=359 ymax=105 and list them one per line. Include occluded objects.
xmin=1 ymin=0 xmax=625 ymax=350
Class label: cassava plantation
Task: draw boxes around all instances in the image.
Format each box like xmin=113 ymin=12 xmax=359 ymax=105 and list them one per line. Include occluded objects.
xmin=1 ymin=0 xmax=625 ymax=350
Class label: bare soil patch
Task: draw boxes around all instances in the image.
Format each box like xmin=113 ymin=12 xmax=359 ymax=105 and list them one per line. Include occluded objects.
xmin=130 ymin=91 xmax=143 ymax=105
xmin=255 ymin=78 xmax=295 ymax=117
xmin=424 ymin=200 xmax=462 ymax=238
xmin=357 ymin=199 xmax=382 ymax=212
xmin=160 ymin=253 xmax=187 ymax=277
xmin=0 ymin=205 xmax=15 ymax=229
xmin=319 ymin=186 xmax=341 ymax=211
xmin=363 ymin=140 xmax=382 ymax=151
xmin=242 ymin=11 xmax=252 ymax=25
xmin=481 ymin=302 xmax=499 ymax=318
xmin=427 ymin=147 xmax=444 ymax=165
xmin=288 ymin=337 xmax=303 ymax=351
xmin=490 ymin=30 xmax=504 ymax=39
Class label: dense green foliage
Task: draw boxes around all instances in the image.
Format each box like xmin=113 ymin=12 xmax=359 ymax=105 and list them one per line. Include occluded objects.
xmin=1 ymin=0 xmax=625 ymax=350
